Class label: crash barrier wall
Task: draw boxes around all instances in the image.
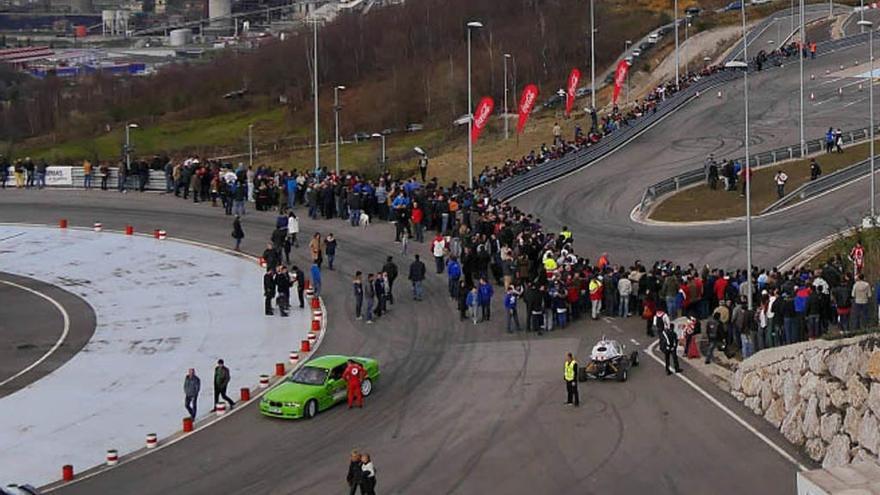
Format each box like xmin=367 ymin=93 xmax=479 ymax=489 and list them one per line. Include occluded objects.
xmin=761 ymin=156 xmax=876 ymax=214
xmin=492 ymin=15 xmax=870 ymax=204
xmin=638 ymin=124 xmax=880 ymax=213
xmin=3 ymin=167 xmax=170 ymax=191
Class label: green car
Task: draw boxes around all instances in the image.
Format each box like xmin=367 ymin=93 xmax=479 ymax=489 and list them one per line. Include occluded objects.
xmin=259 ymin=355 xmax=379 ymax=419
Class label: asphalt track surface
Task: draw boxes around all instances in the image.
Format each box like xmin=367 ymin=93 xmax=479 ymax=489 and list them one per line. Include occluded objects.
xmin=4 ymin=15 xmax=875 ymax=495
xmin=0 ymin=190 xmax=810 ymax=494
xmin=0 ymin=271 xmax=95 ymax=398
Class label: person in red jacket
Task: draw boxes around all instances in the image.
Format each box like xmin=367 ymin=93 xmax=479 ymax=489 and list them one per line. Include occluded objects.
xmin=342 ymin=359 xmax=366 ymax=408
xmin=411 ymin=202 xmax=425 ymax=243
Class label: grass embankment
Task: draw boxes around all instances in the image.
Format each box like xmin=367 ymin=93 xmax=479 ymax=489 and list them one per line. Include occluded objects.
xmin=651 ymin=139 xmax=880 ymax=222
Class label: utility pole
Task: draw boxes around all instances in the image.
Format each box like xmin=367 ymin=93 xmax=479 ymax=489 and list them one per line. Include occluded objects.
xmin=312 ymin=18 xmax=320 ymax=173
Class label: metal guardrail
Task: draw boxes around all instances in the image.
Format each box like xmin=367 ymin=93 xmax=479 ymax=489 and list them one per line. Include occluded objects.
xmin=3 ymin=167 xmax=171 ymax=191
xmin=761 ymin=156 xmax=875 ymax=214
xmin=638 ymin=125 xmax=877 ymax=213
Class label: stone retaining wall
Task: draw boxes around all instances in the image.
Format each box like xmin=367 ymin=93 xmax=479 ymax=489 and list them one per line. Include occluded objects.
xmin=731 ymin=335 xmax=880 ymax=468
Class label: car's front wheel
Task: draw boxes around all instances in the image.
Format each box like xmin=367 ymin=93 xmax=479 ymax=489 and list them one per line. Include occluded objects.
xmin=304 ymin=399 xmax=318 ymax=419
xmin=361 ymin=378 xmax=373 ymax=397
xmin=617 ymin=368 xmax=628 ymax=382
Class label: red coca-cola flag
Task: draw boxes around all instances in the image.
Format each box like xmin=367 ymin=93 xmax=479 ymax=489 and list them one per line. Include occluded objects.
xmin=516 ymin=84 xmax=539 ymax=134
xmin=565 ymin=68 xmax=581 ymax=116
xmin=471 ymin=96 xmax=495 ymax=144
xmin=612 ymin=59 xmax=630 ymax=106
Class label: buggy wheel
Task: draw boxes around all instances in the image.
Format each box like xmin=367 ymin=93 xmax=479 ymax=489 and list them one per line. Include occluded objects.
xmin=631 ymin=351 xmax=640 ymax=367
xmin=617 ymin=368 xmax=628 ymax=382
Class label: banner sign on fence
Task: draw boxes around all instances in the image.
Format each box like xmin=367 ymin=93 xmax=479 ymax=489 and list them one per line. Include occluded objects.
xmin=45 ymin=166 xmax=73 ymax=186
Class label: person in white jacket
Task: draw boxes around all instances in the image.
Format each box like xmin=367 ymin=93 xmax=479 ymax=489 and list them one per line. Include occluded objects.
xmin=618 ymin=274 xmax=633 ymax=317
xmin=360 ymin=453 xmax=376 ymax=495
xmin=287 ymin=211 xmax=300 ymax=248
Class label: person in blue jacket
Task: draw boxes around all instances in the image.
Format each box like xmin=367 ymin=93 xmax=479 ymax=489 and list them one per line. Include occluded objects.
xmin=478 ymin=278 xmax=494 ymax=322
xmin=504 ymin=286 xmax=521 ymax=333
xmin=310 ymin=262 xmax=322 ymax=297
xmin=447 ymin=257 xmax=461 ymax=299
xmin=466 ymin=286 xmax=479 ymax=324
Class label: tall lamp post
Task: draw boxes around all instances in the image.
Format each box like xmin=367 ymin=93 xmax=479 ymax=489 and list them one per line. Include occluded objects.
xmin=624 ymin=41 xmax=632 ymax=105
xmin=125 ymin=123 xmax=138 ymax=175
xmin=589 ymin=0 xmax=596 ymax=110
xmin=466 ymin=21 xmax=483 ymax=189
xmin=725 ymin=3 xmax=752 ymax=311
xmin=312 ymin=17 xmax=320 ymax=173
xmin=504 ymin=53 xmax=511 ymax=140
xmin=684 ymin=14 xmax=692 ymax=77
xmin=674 ymin=0 xmax=680 ymax=90
xmin=248 ymin=124 xmax=254 ymax=169
xmin=333 ymin=85 xmax=346 ymax=176
xmin=371 ymin=133 xmax=386 ymax=171
xmin=860 ymin=20 xmax=875 ymax=218
xmin=799 ymin=0 xmax=806 ymax=154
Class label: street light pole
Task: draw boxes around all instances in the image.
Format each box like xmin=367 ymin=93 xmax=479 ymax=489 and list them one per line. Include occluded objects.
xmin=312 ymin=18 xmax=320 ymax=174
xmin=860 ymin=20 xmax=875 ymax=218
xmin=125 ymin=123 xmax=132 ymax=173
xmin=504 ymin=53 xmax=511 ymax=140
xmin=248 ymin=124 xmax=253 ymax=169
xmin=371 ymin=133 xmax=386 ymax=171
xmin=684 ymin=15 xmax=691 ymax=77
xmin=466 ymin=21 xmax=482 ymax=189
xmin=800 ymin=0 xmax=806 ymax=154
xmin=625 ymin=41 xmax=632 ymax=105
xmin=674 ymin=0 xmax=680 ymax=91
xmin=590 ymin=0 xmax=596 ymax=110
xmin=334 ymin=85 xmax=345 ymax=176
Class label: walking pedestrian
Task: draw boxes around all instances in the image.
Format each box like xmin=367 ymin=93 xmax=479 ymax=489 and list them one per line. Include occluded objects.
xmin=504 ymin=285 xmax=522 ymax=332
xmin=213 ymin=359 xmax=235 ymax=410
xmin=347 ymin=450 xmax=363 ymax=495
xmin=232 ymin=215 xmax=244 ymax=251
xmin=564 ymin=352 xmax=579 ymax=406
xmin=311 ymin=262 xmax=322 ymax=297
xmin=774 ymin=170 xmax=789 ymax=199
xmin=263 ymin=267 xmax=276 ymax=316
xmin=408 ymin=254 xmax=426 ymax=301
xmin=360 ymin=453 xmax=377 ymax=495
xmin=183 ymin=368 xmax=200 ymax=420
xmin=383 ymin=256 xmax=398 ymax=305
xmin=325 ymin=233 xmax=337 ymax=271
xmin=659 ymin=319 xmax=682 ymax=375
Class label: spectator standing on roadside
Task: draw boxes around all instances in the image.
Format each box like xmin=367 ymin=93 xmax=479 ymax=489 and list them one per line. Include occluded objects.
xmin=552 ymin=122 xmax=562 ymax=146
xmin=232 ymin=215 xmax=244 ymax=251
xmin=309 ymin=232 xmax=323 ymax=268
xmin=365 ymin=273 xmax=375 ymax=324
xmin=83 ymin=159 xmax=93 ymax=189
xmin=117 ymin=160 xmax=127 ymax=193
xmin=408 ymin=254 xmax=426 ymax=301
xmin=478 ymin=277 xmax=494 ymax=322
xmin=292 ymin=265 xmax=305 ymax=308
xmin=825 ymin=128 xmax=834 ymax=153
xmin=504 ymin=285 xmax=522 ymax=332
xmin=35 ymin=159 xmax=46 ymax=189
xmin=432 ymin=234 xmax=446 ymax=273
xmin=100 ymin=163 xmax=110 ymax=190
xmin=287 ymin=211 xmax=300 ymax=248
xmin=383 ymin=256 xmax=398 ymax=305
xmin=213 ymin=359 xmax=235 ymax=410
xmin=325 ymin=233 xmax=338 ymax=271
xmin=774 ymin=170 xmax=789 ymax=199
xmin=835 ymin=129 xmax=844 ymax=153
xmin=353 ymin=272 xmax=364 ymax=320
xmin=564 ymin=352 xmax=579 ymax=407
xmin=412 ymin=201 xmax=424 ymax=243
xmin=183 ymin=368 xmax=200 ymax=420
xmin=852 ymin=274 xmax=871 ymax=329
xmin=275 ymin=265 xmax=291 ymax=317
xmin=263 ymin=266 xmax=276 ymax=316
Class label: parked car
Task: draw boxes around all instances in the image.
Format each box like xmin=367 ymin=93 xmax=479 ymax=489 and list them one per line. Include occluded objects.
xmin=453 ymin=114 xmax=470 ymax=126
xmin=685 ymin=6 xmax=701 ymax=16
xmin=575 ymin=87 xmax=592 ymax=98
xmin=542 ymin=93 xmax=565 ymax=109
xmin=380 ymin=128 xmax=398 ymax=135
xmin=724 ymin=1 xmax=743 ymax=11
xmin=352 ymin=132 xmax=371 ymax=142
xmin=639 ymin=41 xmax=652 ymax=52
xmin=406 ymin=123 xmax=424 ymax=132
xmin=648 ymin=33 xmax=660 ymax=44
xmin=632 ymin=49 xmax=641 ymax=57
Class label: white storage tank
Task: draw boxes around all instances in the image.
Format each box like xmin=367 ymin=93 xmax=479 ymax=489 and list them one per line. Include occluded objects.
xmin=169 ymin=28 xmax=192 ymax=47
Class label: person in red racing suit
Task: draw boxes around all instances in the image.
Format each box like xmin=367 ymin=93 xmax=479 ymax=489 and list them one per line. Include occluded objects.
xmin=342 ymin=359 xmax=366 ymax=408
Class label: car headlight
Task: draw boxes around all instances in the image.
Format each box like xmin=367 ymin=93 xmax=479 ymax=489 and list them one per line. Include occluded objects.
xmin=283 ymin=402 xmax=300 ymax=408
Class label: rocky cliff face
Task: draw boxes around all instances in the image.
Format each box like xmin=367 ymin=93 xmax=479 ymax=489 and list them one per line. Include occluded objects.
xmin=731 ymin=335 xmax=880 ymax=468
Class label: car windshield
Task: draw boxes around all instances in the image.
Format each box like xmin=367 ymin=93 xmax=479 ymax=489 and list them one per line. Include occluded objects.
xmin=290 ymin=366 xmax=328 ymax=385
